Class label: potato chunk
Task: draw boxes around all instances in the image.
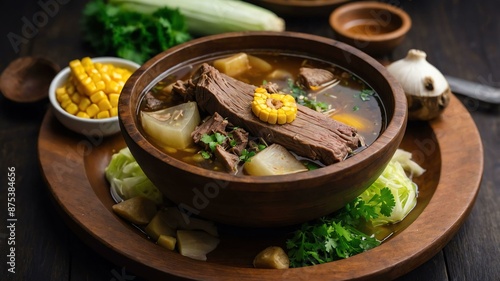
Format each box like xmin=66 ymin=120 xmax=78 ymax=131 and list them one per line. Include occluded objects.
xmin=253 ymin=246 xmax=290 ymax=269
xmin=213 ymin=53 xmax=250 ymax=77
xmin=112 ymin=196 xmax=157 ymax=225
xmin=177 ymin=230 xmax=220 ymax=261
xmin=145 ymin=209 xmax=176 ymax=241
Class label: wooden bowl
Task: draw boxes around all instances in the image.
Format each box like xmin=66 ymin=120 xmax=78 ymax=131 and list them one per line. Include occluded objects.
xmin=329 ymin=1 xmax=412 ymax=56
xmin=118 ymin=31 xmax=407 ymax=228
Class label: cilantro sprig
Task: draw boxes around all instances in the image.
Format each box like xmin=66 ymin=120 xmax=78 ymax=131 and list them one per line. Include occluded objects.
xmin=286 ymin=187 xmax=395 ymax=267
xmin=199 ymin=132 xmax=227 ymax=159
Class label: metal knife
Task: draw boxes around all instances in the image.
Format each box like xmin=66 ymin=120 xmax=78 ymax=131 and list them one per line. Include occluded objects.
xmin=444 ymin=75 xmax=500 ymax=104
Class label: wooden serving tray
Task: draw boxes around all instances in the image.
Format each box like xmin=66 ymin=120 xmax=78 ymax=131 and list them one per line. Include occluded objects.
xmin=38 ymin=94 xmax=483 ymax=280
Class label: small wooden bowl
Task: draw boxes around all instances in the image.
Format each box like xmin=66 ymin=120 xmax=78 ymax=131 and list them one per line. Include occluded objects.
xmin=119 ymin=31 xmax=407 ymax=227
xmin=329 ymin=1 xmax=412 ymax=56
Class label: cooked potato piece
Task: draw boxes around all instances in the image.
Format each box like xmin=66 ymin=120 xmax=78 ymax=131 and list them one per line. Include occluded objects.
xmin=244 ymin=143 xmax=308 ymax=176
xmin=112 ymin=196 xmax=157 ymax=225
xmin=145 ymin=209 xmax=177 ymax=241
xmin=247 ymin=54 xmax=272 ymax=73
xmin=213 ymin=53 xmax=250 ymax=77
xmin=177 ymin=230 xmax=220 ymax=261
xmin=253 ymin=246 xmax=290 ymax=269
xmin=157 ymin=235 xmax=177 ymax=251
xmin=141 ymin=101 xmax=201 ymax=149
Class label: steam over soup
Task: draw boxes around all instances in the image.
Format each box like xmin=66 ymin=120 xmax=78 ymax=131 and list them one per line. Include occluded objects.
xmin=138 ymin=52 xmax=386 ymax=175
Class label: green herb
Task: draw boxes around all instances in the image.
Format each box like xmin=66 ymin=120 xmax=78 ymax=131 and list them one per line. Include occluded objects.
xmin=200 ymin=133 xmax=227 ymax=153
xmin=352 ymin=105 xmax=360 ymax=111
xmin=82 ymin=0 xmax=191 ymax=64
xmin=239 ymin=149 xmax=256 ymax=162
xmin=286 ymin=149 xmax=424 ymax=268
xmin=358 ymin=89 xmax=375 ymax=101
xmin=286 ymin=79 xmax=329 ymax=112
xmin=286 ymin=187 xmax=395 ymax=267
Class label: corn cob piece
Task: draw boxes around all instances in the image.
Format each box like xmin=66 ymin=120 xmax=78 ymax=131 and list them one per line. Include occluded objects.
xmin=251 ymin=87 xmax=297 ymax=125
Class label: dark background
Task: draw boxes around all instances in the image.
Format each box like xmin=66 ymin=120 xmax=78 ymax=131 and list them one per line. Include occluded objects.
xmin=1 ymin=0 xmax=499 ymax=280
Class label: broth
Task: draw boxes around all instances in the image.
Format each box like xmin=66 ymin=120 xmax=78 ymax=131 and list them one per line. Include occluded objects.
xmin=139 ymin=52 xmax=385 ymax=173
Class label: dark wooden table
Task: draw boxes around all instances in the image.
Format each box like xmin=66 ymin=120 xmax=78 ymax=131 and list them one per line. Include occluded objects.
xmin=1 ymin=0 xmax=499 ymax=280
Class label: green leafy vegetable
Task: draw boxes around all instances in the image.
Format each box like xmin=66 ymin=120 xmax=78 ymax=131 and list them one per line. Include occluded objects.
xmin=359 ymin=158 xmax=419 ymax=226
xmin=105 ymin=147 xmax=163 ymax=205
xmin=82 ymin=0 xmax=191 ymax=64
xmin=287 ymin=149 xmax=423 ymax=267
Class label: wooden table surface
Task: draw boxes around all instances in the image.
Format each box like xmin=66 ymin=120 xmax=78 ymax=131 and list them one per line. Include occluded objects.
xmin=1 ymin=0 xmax=499 ymax=280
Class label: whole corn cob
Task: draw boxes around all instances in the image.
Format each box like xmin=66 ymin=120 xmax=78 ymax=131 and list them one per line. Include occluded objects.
xmin=110 ymin=0 xmax=285 ymax=35
xmin=55 ymin=57 xmax=132 ymax=119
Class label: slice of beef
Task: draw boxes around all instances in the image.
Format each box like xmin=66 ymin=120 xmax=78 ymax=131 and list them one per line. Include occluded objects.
xmin=143 ymin=91 xmax=167 ymax=111
xmin=297 ymin=67 xmax=335 ymax=89
xmin=176 ymin=63 xmax=362 ymax=165
xmin=228 ymin=127 xmax=249 ymax=155
xmin=191 ymin=112 xmax=228 ymax=145
xmin=214 ymin=145 xmax=240 ymax=173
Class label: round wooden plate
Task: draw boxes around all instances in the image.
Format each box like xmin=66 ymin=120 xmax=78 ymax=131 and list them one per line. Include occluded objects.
xmin=38 ymin=94 xmax=483 ymax=280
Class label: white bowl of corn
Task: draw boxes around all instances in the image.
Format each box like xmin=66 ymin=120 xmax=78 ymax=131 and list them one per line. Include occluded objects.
xmin=49 ymin=57 xmax=140 ymax=137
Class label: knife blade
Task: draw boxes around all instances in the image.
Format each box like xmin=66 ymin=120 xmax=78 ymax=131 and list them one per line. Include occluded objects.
xmin=444 ymin=75 xmax=500 ymax=104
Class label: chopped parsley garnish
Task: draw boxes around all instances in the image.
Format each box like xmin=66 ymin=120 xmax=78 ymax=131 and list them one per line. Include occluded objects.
xmin=286 ymin=187 xmax=395 ymax=267
xmin=199 ymin=132 xmax=227 ymax=159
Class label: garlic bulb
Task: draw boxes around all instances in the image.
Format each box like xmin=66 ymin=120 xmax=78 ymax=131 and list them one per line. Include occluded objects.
xmin=387 ymin=49 xmax=450 ymax=120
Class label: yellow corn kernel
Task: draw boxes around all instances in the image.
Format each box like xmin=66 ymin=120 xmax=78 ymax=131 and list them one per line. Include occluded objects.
xmin=97 ymin=110 xmax=110 ymax=119
xmin=71 ymin=65 xmax=86 ymax=77
xmin=101 ymin=73 xmax=112 ymax=83
xmin=105 ymin=80 xmax=120 ymax=94
xmin=97 ymin=98 xmax=112 ymax=111
xmin=60 ymin=99 xmax=72 ymax=109
xmin=108 ymin=93 xmax=120 ymax=107
xmin=69 ymin=59 xmax=82 ymax=69
xmin=66 ymin=84 xmax=75 ymax=95
xmin=70 ymin=93 xmax=81 ymax=103
xmin=64 ymin=102 xmax=79 ymax=115
xmin=90 ymin=72 xmax=101 ymax=83
xmin=56 ymin=86 xmax=66 ymax=96
xmin=90 ymin=91 xmax=106 ymax=103
xmin=111 ymin=72 xmax=122 ymax=81
xmin=109 ymin=107 xmax=118 ymax=117
xmin=86 ymin=104 xmax=100 ymax=118
xmin=76 ymin=111 xmax=90 ymax=119
xmin=78 ymin=97 xmax=91 ymax=111
xmin=95 ymin=80 xmax=106 ymax=92
xmin=81 ymin=57 xmax=93 ymax=67
xmin=58 ymin=92 xmax=70 ymax=102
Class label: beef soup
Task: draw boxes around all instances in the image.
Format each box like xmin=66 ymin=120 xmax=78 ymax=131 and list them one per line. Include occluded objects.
xmin=137 ymin=52 xmax=386 ymax=175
